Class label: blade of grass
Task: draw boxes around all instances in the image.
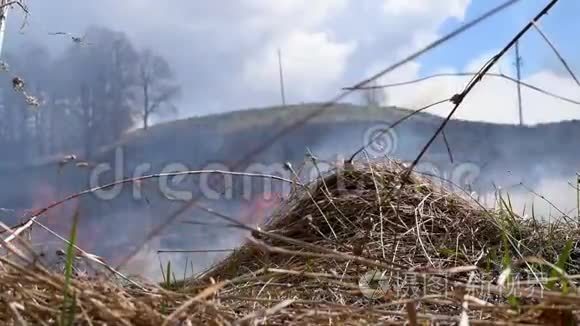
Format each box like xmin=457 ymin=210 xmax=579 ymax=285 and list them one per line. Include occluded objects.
xmin=547 ymin=239 xmax=573 ymax=291
xmin=165 ymin=260 xmax=172 ymax=288
xmin=576 ymin=173 xmax=580 ymax=223
xmin=183 ymin=256 xmax=189 ymax=282
xmin=158 ymin=256 xmax=166 ymax=284
xmin=60 ymin=209 xmax=79 ymax=326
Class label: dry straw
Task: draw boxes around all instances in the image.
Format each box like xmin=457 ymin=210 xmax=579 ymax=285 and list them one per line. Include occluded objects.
xmin=1 ymin=161 xmax=578 ymax=325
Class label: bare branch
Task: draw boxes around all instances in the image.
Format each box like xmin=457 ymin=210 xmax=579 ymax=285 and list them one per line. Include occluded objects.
xmin=532 ymin=21 xmax=580 ymax=88
xmin=344 ymin=72 xmax=580 ymax=107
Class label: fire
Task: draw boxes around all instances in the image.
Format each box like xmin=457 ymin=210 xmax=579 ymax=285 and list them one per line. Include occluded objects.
xmin=28 ymin=183 xmax=103 ymax=254
xmin=30 ymin=183 xmax=74 ymax=232
xmin=240 ymin=192 xmax=283 ymax=226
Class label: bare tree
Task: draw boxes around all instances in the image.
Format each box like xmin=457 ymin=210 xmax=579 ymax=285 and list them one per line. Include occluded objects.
xmin=0 ymin=26 xmax=180 ymax=161
xmin=137 ymin=49 xmax=180 ymax=129
xmin=54 ymin=26 xmax=141 ymax=157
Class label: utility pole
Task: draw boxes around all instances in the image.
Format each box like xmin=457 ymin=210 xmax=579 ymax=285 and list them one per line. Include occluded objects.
xmin=277 ymin=48 xmax=286 ymax=106
xmin=514 ymin=41 xmax=524 ymax=126
xmin=577 ymin=172 xmax=580 ymax=222
xmin=0 ymin=0 xmax=9 ymax=57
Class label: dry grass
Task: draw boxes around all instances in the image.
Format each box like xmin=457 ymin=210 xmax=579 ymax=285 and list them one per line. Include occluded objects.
xmin=1 ymin=161 xmax=580 ymax=325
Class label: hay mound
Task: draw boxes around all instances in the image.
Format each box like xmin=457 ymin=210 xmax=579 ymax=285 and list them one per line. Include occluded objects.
xmin=205 ymin=161 xmax=499 ymax=280
xmin=192 ymin=161 xmax=579 ymax=324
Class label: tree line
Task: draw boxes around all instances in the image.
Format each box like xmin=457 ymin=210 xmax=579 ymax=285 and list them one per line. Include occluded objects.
xmin=0 ymin=26 xmax=180 ymax=164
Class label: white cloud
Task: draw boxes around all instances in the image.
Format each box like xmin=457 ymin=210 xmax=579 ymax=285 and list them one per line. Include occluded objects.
xmin=240 ymin=0 xmax=472 ymax=106
xmin=236 ymin=0 xmax=354 ymax=103
xmin=372 ymin=52 xmax=580 ymax=124
xmin=240 ymin=0 xmax=348 ymax=31
xmin=381 ymin=0 xmax=471 ymax=35
xmin=383 ymin=0 xmax=470 ymax=20
xmin=243 ymin=31 xmax=356 ymax=101
xmin=518 ymin=71 xmax=580 ymax=124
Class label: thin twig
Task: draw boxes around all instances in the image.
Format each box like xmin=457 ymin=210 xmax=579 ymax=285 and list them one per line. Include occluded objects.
xmin=518 ymin=182 xmax=573 ymax=223
xmin=532 ymin=21 xmax=580 ymax=87
xmin=364 ymin=150 xmax=386 ymax=259
xmin=157 ymin=249 xmax=236 ymax=254
xmin=344 ymin=72 xmax=580 ymax=106
xmin=285 ymin=163 xmax=341 ymax=239
xmin=349 ymin=98 xmax=451 ymax=162
xmin=5 ymin=170 xmax=295 ymax=235
xmin=441 ymin=130 xmax=454 ymax=164
xmin=32 ymin=220 xmax=146 ymax=291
